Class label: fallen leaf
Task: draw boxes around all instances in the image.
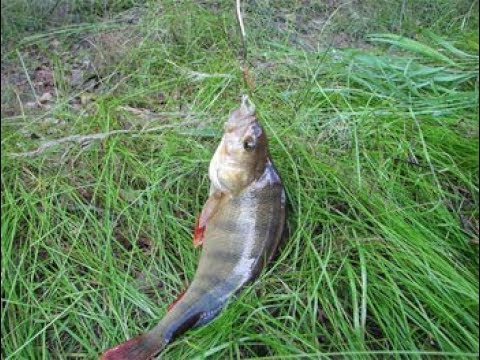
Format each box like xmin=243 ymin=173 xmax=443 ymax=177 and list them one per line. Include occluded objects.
xmin=137 ymin=235 xmax=152 ymax=251
xmin=38 ymin=92 xmax=53 ymax=103
xmin=34 ymin=66 xmax=54 ymax=87
xmin=50 ymin=39 xmax=61 ymax=48
xmin=80 ymin=93 xmax=96 ymax=105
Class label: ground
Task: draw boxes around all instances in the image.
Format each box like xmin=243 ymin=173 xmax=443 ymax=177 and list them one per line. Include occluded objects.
xmin=1 ymin=0 xmax=479 ymax=359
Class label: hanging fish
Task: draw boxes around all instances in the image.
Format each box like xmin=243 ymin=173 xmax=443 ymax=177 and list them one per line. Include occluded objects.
xmin=101 ymin=96 xmax=286 ymax=359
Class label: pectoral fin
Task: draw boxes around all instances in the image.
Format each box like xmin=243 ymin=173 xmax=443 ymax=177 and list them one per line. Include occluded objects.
xmin=193 ymin=191 xmax=223 ymax=247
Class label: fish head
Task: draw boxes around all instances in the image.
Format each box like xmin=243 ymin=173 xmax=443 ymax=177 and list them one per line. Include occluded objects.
xmin=209 ymin=96 xmax=268 ymax=194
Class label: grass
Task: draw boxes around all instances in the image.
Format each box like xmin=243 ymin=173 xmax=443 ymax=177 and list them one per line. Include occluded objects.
xmin=1 ymin=0 xmax=479 ymax=358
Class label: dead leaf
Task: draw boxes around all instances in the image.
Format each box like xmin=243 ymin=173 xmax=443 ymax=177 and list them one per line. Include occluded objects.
xmin=137 ymin=235 xmax=152 ymax=251
xmin=34 ymin=66 xmax=54 ymax=88
xmin=38 ymin=92 xmax=53 ymax=104
xmin=50 ymin=39 xmax=61 ymax=49
xmin=80 ymin=93 xmax=96 ymax=105
xmin=78 ymin=188 xmax=94 ymax=203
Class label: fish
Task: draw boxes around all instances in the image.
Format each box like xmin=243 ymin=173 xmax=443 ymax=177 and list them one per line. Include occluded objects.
xmin=100 ymin=95 xmax=286 ymax=359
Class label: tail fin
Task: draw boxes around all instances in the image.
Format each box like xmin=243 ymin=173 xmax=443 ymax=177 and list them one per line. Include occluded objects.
xmin=100 ymin=333 xmax=165 ymax=360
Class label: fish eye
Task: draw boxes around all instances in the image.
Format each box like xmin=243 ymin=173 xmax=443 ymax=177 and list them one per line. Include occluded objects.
xmin=243 ymin=136 xmax=256 ymax=151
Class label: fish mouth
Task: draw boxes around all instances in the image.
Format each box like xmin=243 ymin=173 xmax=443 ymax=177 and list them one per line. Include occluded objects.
xmin=225 ymin=95 xmax=257 ymax=131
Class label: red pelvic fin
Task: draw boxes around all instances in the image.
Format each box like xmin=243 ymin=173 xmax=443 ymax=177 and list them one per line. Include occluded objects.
xmin=167 ymin=289 xmax=187 ymax=312
xmin=100 ymin=334 xmax=159 ymax=360
xmin=193 ymin=216 xmax=206 ymax=248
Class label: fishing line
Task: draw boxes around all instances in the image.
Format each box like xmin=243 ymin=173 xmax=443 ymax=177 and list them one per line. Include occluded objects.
xmin=235 ymin=0 xmax=255 ymax=93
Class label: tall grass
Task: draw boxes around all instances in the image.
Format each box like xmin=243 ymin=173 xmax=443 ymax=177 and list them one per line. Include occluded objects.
xmin=1 ymin=1 xmax=479 ymax=358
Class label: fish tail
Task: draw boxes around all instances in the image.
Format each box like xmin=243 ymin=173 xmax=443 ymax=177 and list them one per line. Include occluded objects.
xmin=100 ymin=332 xmax=166 ymax=360
xmin=100 ymin=293 xmax=218 ymax=359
